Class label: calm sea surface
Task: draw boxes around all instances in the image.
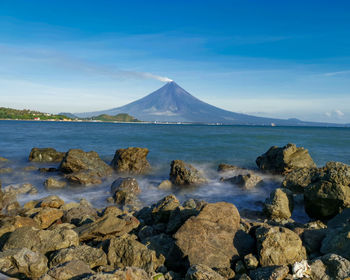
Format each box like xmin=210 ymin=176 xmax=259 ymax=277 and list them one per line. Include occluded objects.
xmin=1 ymin=120 xmax=350 ymax=222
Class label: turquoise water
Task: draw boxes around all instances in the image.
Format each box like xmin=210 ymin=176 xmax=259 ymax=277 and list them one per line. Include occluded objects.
xmin=1 ymin=120 xmax=350 ymax=221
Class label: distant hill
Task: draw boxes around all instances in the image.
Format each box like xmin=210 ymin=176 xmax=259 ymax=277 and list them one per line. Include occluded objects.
xmin=90 ymin=113 xmax=140 ymax=122
xmin=0 ymin=107 xmax=71 ymax=120
xmin=75 ymin=81 xmax=345 ymax=127
xmin=59 ymin=112 xmax=78 ymax=119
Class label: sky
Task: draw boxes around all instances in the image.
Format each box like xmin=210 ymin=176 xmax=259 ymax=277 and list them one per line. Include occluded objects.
xmin=0 ymin=0 xmax=350 ymax=123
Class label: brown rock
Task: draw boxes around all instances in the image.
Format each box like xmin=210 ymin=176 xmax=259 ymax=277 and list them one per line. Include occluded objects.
xmin=33 ymin=208 xmax=64 ymax=229
xmin=169 ymin=160 xmax=207 ymax=186
xmin=40 ymin=195 xmax=64 ymax=208
xmin=111 ymin=147 xmax=151 ymax=174
xmin=29 ymin=147 xmax=64 ymax=162
xmin=152 ymin=195 xmax=180 ymax=223
xmin=249 ymin=265 xmax=289 ymax=280
xmin=223 ymin=173 xmax=263 ymax=190
xmin=65 ymin=171 xmax=102 ymax=185
xmin=45 ymin=259 xmax=93 ymax=280
xmin=263 ymin=188 xmax=294 ymax=220
xmin=111 ymin=177 xmax=141 ymax=205
xmin=44 ymin=177 xmax=67 ymax=188
xmin=185 ymin=264 xmax=226 ymax=280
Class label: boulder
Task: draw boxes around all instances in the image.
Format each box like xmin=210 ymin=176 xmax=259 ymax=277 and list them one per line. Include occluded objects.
xmin=39 ymin=167 xmax=58 ymax=173
xmin=256 ymin=143 xmax=316 ymax=174
xmin=320 ymin=224 xmax=350 ymax=260
xmin=0 ymin=180 xmax=4 ymax=210
xmin=174 ymin=202 xmax=241 ymax=268
xmin=49 ymin=245 xmax=107 ymax=269
xmin=255 ymin=226 xmax=307 ymax=267
xmin=44 ymin=177 xmax=67 ymax=188
xmin=111 ymin=147 xmax=151 ymax=174
xmin=62 ymin=205 xmax=98 ymax=226
xmin=217 ymin=163 xmax=242 ymax=172
xmin=3 ymin=183 xmax=38 ymax=196
xmin=166 ymin=206 xmax=199 ymax=234
xmin=309 ymin=254 xmax=350 ymax=280
xmin=185 ymin=264 xmax=226 ymax=280
xmin=107 ymin=235 xmax=164 ymax=273
xmin=3 ymin=226 xmax=79 ymax=254
xmin=282 ymin=167 xmax=318 ymax=193
xmin=81 ymin=267 xmax=151 ymax=280
xmin=65 ymin=171 xmax=103 ymax=185
xmin=60 ymin=149 xmax=113 ymax=177
xmin=44 ymin=259 xmax=93 ymax=280
xmin=29 ymin=147 xmax=64 ymax=162
xmin=33 ymin=208 xmax=64 ymax=229
xmin=249 ymin=265 xmax=289 ymax=280
xmin=0 ymin=168 xmax=13 ymax=174
xmin=40 ymin=195 xmax=65 ymax=208
xmin=169 ymin=160 xmax=207 ymax=186
xmin=0 ymin=248 xmax=48 ymax=279
xmin=158 ymin=180 xmax=172 ymax=190
xmin=0 ymin=216 xmax=39 ymax=237
xmin=222 ymin=173 xmax=263 ymax=190
xmin=263 ymin=188 xmax=294 ymax=220
xmin=111 ymin=177 xmax=141 ymax=205
xmin=152 ymin=195 xmax=180 ymax=224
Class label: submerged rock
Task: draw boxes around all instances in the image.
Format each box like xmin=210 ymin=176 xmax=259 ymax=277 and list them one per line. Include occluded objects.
xmin=111 ymin=177 xmax=141 ymax=205
xmin=158 ymin=180 xmax=172 ymax=190
xmin=44 ymin=177 xmax=67 ymax=188
xmin=222 ymin=173 xmax=263 ymax=190
xmin=185 ymin=264 xmax=226 ymax=280
xmin=169 ymin=160 xmax=207 ymax=186
xmin=111 ymin=147 xmax=151 ymax=174
xmin=263 ymin=188 xmax=294 ymax=220
xmin=0 ymin=168 xmax=13 ymax=174
xmin=65 ymin=171 xmax=103 ymax=185
xmin=29 ymin=147 xmax=64 ymax=162
xmin=217 ymin=163 xmax=242 ymax=172
xmin=256 ymin=143 xmax=316 ymax=174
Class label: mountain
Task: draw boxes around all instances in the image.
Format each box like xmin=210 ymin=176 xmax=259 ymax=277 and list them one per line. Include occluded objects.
xmin=75 ymin=82 xmax=343 ymax=126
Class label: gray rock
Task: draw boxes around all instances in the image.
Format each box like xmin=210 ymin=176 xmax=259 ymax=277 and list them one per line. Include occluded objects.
xmin=152 ymin=195 xmax=180 ymax=224
xmin=111 ymin=177 xmax=141 ymax=205
xmin=62 ymin=205 xmax=98 ymax=226
xmin=327 ymin=207 xmax=350 ymax=229
xmin=223 ymin=173 xmax=263 ymax=190
xmin=263 ymin=188 xmax=294 ymax=220
xmin=169 ymin=160 xmax=207 ymax=186
xmin=185 ymin=264 xmax=225 ymax=280
xmin=111 ymin=147 xmax=151 ymax=174
xmin=45 ymin=259 xmax=93 ymax=280
xmin=320 ymin=224 xmax=350 ymax=260
xmin=29 ymin=147 xmax=64 ymax=162
xmin=282 ymin=167 xmax=319 ymax=193
xmin=302 ymin=228 xmax=327 ymax=255
xmin=249 ymin=265 xmax=289 ymax=280
xmin=310 ymin=254 xmax=350 ymax=280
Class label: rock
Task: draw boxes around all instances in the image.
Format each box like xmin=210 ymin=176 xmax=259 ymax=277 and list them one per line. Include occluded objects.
xmin=111 ymin=177 xmax=141 ymax=205
xmin=320 ymin=224 xmax=350 ymax=260
xmin=282 ymin=167 xmax=319 ymax=193
xmin=82 ymin=267 xmax=152 ymax=280
xmin=309 ymin=254 xmax=350 ymax=280
xmin=152 ymin=195 xmax=180 ymax=224
xmin=235 ymin=260 xmax=246 ymax=274
xmin=33 ymin=208 xmax=64 ymax=229
xmin=244 ymin=254 xmax=259 ymax=270
xmin=255 ymin=226 xmax=307 ymax=266
xmin=304 ymin=161 xmax=350 ymax=220
xmin=111 ymin=147 xmax=151 ymax=174
xmin=44 ymin=177 xmax=67 ymax=188
xmin=263 ymin=188 xmax=294 ymax=220
xmin=107 ymin=235 xmax=165 ymax=273
xmin=236 ymin=274 xmax=251 ymax=280
xmin=169 ymin=160 xmax=207 ymax=186
xmin=249 ymin=265 xmax=289 ymax=280
xmin=22 ymin=165 xmax=38 ymax=171
xmin=0 ymin=216 xmax=39 ymax=237
xmin=0 ymin=248 xmax=48 ymax=279
xmin=158 ymin=180 xmax=172 ymax=190
xmin=74 ymin=213 xmax=139 ymax=241
xmin=3 ymin=183 xmax=38 ymax=196
xmin=39 ymin=167 xmax=58 ymax=173
xmin=3 ymin=226 xmax=79 ymax=254
xmin=40 ymin=195 xmax=65 ymax=208
xmin=65 ymin=171 xmax=103 ymax=185
xmin=45 ymin=259 xmax=93 ymax=280
xmin=0 ymin=168 xmax=13 ymax=174
xmin=185 ymin=264 xmax=225 ymax=280
xmin=174 ymin=202 xmax=240 ymax=268
xmin=256 ymin=143 xmax=316 ymax=174
xmin=214 ymin=267 xmax=236 ymax=279
xmin=29 ymin=147 xmax=65 ymax=162
xmin=60 ymin=149 xmax=113 ymax=177
xmin=217 ymin=163 xmax=241 ymax=172
xmin=49 ymin=245 xmax=107 ymax=269
xmin=302 ymin=228 xmax=327 ymax=256
xmin=223 ymin=173 xmax=263 ymax=190
xmin=62 ymin=205 xmax=98 ymax=226
xmin=166 ymin=207 xmax=199 ymax=234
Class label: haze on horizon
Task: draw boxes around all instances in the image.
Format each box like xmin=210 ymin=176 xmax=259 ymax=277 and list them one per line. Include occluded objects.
xmin=0 ymin=0 xmax=350 ymax=123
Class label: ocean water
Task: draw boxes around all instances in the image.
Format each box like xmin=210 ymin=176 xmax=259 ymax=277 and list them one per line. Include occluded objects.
xmin=1 ymin=120 xmax=350 ymax=222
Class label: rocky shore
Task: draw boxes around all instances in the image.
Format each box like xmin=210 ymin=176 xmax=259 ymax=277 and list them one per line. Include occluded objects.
xmin=0 ymin=144 xmax=349 ymax=279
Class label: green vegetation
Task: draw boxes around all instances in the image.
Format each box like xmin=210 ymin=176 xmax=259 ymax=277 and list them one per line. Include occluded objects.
xmin=0 ymin=107 xmax=71 ymax=120
xmin=90 ymin=113 xmax=140 ymax=122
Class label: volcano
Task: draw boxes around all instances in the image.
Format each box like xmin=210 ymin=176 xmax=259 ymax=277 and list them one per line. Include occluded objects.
xmin=75 ymin=82 xmax=335 ymax=126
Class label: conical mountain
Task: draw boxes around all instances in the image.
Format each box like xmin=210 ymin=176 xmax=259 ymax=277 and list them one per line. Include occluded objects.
xmin=75 ymin=81 xmax=330 ymax=126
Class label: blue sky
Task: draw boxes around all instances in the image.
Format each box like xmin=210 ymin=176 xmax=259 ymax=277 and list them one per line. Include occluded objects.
xmin=1 ymin=0 xmax=350 ymax=123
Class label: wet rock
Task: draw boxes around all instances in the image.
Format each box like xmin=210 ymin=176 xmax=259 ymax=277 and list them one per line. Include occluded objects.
xmin=29 ymin=147 xmax=65 ymax=162
xmin=3 ymin=183 xmax=38 ymax=196
xmin=222 ymin=173 xmax=263 ymax=190
xmin=111 ymin=147 xmax=151 ymax=174
xmin=74 ymin=213 xmax=139 ymax=241
xmin=49 ymin=245 xmax=107 ymax=269
xmin=40 ymin=195 xmax=65 ymax=208
xmin=174 ymin=202 xmax=241 ymax=268
xmin=111 ymin=177 xmax=141 ymax=205
xmin=185 ymin=264 xmax=225 ymax=280
xmin=3 ymin=226 xmax=79 ymax=254
xmin=282 ymin=167 xmax=318 ymax=193
xmin=256 ymin=143 xmax=316 ymax=174
xmin=249 ymin=265 xmax=289 ymax=280
xmin=152 ymin=195 xmax=180 ymax=224
xmin=39 ymin=167 xmax=58 ymax=173
xmin=217 ymin=163 xmax=241 ymax=172
xmin=62 ymin=205 xmax=98 ymax=226
xmin=304 ymin=161 xmax=350 ymax=220
xmin=263 ymin=188 xmax=294 ymax=220
xmin=44 ymin=259 xmax=93 ymax=280
xmin=0 ymin=168 xmax=13 ymax=174
xmin=169 ymin=160 xmax=207 ymax=186
xmin=60 ymin=149 xmax=113 ymax=177
xmin=0 ymin=248 xmax=48 ymax=279
xmin=44 ymin=177 xmax=67 ymax=188
xmin=22 ymin=165 xmax=38 ymax=171
xmin=244 ymin=254 xmax=259 ymax=270
xmin=107 ymin=235 xmax=165 ymax=273
xmin=255 ymin=226 xmax=307 ymax=267
xmin=158 ymin=180 xmax=172 ymax=190
xmin=33 ymin=208 xmax=64 ymax=229
xmin=320 ymin=224 xmax=350 ymax=260
xmin=65 ymin=171 xmax=103 ymax=185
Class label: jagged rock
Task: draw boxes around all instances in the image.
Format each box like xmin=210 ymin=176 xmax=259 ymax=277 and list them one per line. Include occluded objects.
xmin=244 ymin=254 xmax=259 ymax=270
xmin=320 ymin=224 xmax=350 ymax=260
xmin=49 ymin=245 xmax=107 ymax=269
xmin=107 ymin=235 xmax=164 ymax=273
xmin=263 ymin=188 xmax=294 ymax=220
xmin=185 ymin=264 xmax=225 ymax=280
xmin=44 ymin=177 xmax=67 ymax=188
xmin=152 ymin=195 xmax=180 ymax=224
xmin=158 ymin=180 xmax=172 ymax=190
xmin=81 ymin=267 xmax=152 ymax=280
xmin=249 ymin=265 xmax=289 ymax=280
xmin=166 ymin=206 xmax=199 ymax=234
xmin=282 ymin=167 xmax=319 ymax=193
xmin=0 ymin=248 xmax=48 ymax=279
xmin=256 ymin=143 xmax=316 ymax=174
xmin=0 ymin=180 xmax=4 ymax=210
xmin=60 ymin=149 xmax=113 ymax=179
xmin=3 ymin=226 xmax=79 ymax=254
xmin=33 ymin=208 xmax=64 ymax=229
xmin=65 ymin=171 xmax=103 ymax=185
xmin=304 ymin=161 xmax=350 ymax=220
xmin=111 ymin=177 xmax=141 ymax=205
xmin=74 ymin=213 xmax=139 ymax=241
xmin=169 ymin=160 xmax=207 ymax=186
xmin=40 ymin=195 xmax=64 ymax=208
xmin=0 ymin=216 xmax=39 ymax=237
xmin=111 ymin=147 xmax=151 ymax=174
xmin=217 ymin=163 xmax=241 ymax=172
xmin=222 ymin=173 xmax=263 ymax=190
xmin=44 ymin=259 xmax=93 ymax=280
xmin=309 ymin=254 xmax=350 ymax=280
xmin=255 ymin=226 xmax=307 ymax=266
xmin=29 ymin=147 xmax=64 ymax=162
xmin=62 ymin=205 xmax=98 ymax=226
xmin=174 ymin=202 xmax=241 ymax=268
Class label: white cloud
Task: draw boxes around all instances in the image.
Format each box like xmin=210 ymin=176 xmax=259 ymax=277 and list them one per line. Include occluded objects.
xmin=335 ymin=109 xmax=345 ymax=117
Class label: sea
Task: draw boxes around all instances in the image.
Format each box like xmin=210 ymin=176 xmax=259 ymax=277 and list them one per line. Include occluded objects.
xmin=1 ymin=120 xmax=349 ymax=222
